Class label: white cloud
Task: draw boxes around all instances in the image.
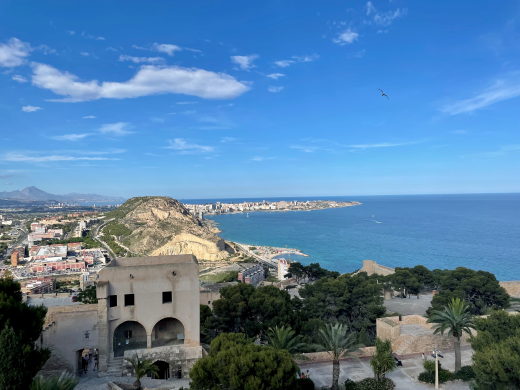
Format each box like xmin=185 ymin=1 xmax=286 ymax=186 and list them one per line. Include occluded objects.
xmin=36 ymin=45 xmax=56 ymax=55
xmin=268 ymin=86 xmax=284 ymax=93
xmin=151 ymin=43 xmax=182 ymax=56
xmin=292 ymin=54 xmax=319 ymax=62
xmin=291 ymin=145 xmax=319 ymax=153
xmin=221 ymin=137 xmax=236 ymax=143
xmin=231 ymin=55 xmax=259 ymax=70
xmin=184 ymin=47 xmax=202 ymax=53
xmin=118 ymin=55 xmax=165 ymax=64
xmin=164 ymin=138 xmax=214 ymax=153
xmin=80 ymin=52 xmax=90 ymax=56
xmin=2 ymin=152 xmax=116 ymax=162
xmin=366 ymin=1 xmax=377 ymax=15
xmin=51 ymin=133 xmax=92 ymax=141
xmin=12 ymin=75 xmax=28 ymax=83
xmin=251 ymin=156 xmax=276 ymax=162
xmin=0 ymin=38 xmax=31 ymax=67
xmin=440 ymin=77 xmax=520 ymax=115
xmin=351 ymin=49 xmax=366 ymax=58
xmin=176 ymin=101 xmax=197 ymax=104
xmin=373 ymin=8 xmax=408 ymax=26
xmin=333 ymin=28 xmax=359 ymax=45
xmin=267 ymin=73 xmax=285 ymax=80
xmin=274 ymin=60 xmax=295 ymax=68
xmin=83 ymin=115 xmax=96 ymax=119
xmin=67 ymin=31 xmax=75 ymax=35
xmin=30 ymin=62 xmax=250 ymax=102
xmin=132 ymin=44 xmax=146 ymax=50
xmin=22 ymin=105 xmax=42 ymax=112
xmin=348 ymin=141 xmax=418 ymax=149
xmin=99 ymin=122 xmax=132 ymax=135
xmin=106 ymin=47 xmax=117 ymax=52
xmin=182 ymin=110 xmax=196 ymax=115
xmin=97 ymin=37 xmax=105 ymax=41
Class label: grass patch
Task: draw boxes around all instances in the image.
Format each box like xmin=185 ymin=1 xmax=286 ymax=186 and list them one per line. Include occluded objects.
xmin=200 ymin=271 xmax=239 ymax=283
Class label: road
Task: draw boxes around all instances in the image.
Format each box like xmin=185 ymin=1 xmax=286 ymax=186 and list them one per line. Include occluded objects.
xmin=92 ymin=218 xmax=117 ymax=261
xmin=236 ymin=243 xmax=277 ymax=269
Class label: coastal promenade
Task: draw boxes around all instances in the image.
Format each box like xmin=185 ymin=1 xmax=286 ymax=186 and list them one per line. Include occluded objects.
xmin=235 ymin=243 xmax=277 ymax=269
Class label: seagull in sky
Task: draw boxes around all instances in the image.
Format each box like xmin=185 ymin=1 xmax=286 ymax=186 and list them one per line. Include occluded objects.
xmin=379 ymin=89 xmax=389 ymax=100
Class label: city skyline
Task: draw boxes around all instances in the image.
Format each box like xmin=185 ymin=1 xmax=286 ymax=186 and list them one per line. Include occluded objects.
xmin=1 ymin=1 xmax=519 ymax=198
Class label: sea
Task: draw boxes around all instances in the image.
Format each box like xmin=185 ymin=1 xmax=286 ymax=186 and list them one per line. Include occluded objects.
xmin=190 ymin=194 xmax=520 ymax=281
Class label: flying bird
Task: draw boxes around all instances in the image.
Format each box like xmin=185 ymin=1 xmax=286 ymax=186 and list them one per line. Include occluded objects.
xmin=379 ymin=89 xmax=389 ymax=100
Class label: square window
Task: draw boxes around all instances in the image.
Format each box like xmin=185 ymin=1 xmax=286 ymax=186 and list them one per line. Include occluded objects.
xmin=109 ymin=295 xmax=117 ymax=307
xmin=162 ymin=291 xmax=172 ymax=304
xmin=208 ymin=301 xmax=211 ymax=305
xmin=124 ymin=294 xmax=134 ymax=306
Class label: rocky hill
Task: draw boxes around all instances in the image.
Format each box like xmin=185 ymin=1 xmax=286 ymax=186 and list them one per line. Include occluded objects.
xmin=104 ymin=196 xmax=234 ymax=260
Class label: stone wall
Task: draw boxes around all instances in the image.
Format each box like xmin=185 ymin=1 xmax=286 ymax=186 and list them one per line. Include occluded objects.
xmin=357 ymin=260 xmax=395 ymax=276
xmin=44 ymin=303 xmax=98 ymax=327
xmin=297 ymin=347 xmax=377 ymax=362
xmin=122 ymin=345 xmax=203 ymax=378
xmin=500 ymin=281 xmax=520 ymax=298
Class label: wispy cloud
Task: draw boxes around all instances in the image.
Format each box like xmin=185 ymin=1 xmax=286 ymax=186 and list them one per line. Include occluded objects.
xmin=99 ymin=122 xmax=133 ymax=135
xmin=164 ymin=138 xmax=214 ymax=153
xmin=290 ymin=145 xmax=320 ymax=153
xmin=176 ymin=101 xmax=198 ymax=105
xmin=118 ymin=55 xmax=165 ymax=64
xmin=333 ymin=28 xmax=359 ymax=45
xmin=67 ymin=31 xmax=75 ymax=35
xmin=51 ymin=133 xmax=92 ymax=141
xmin=268 ymin=86 xmax=284 ymax=93
xmin=12 ymin=74 xmax=27 ymax=83
xmin=22 ymin=105 xmax=42 ymax=112
xmin=231 ymin=55 xmax=259 ymax=70
xmin=221 ymin=137 xmax=236 ymax=143
xmin=366 ymin=1 xmax=377 ymax=15
xmin=267 ymin=73 xmax=285 ymax=80
xmin=80 ymin=52 xmax=90 ymax=56
xmin=2 ymin=152 xmax=117 ymax=162
xmin=251 ymin=156 xmax=276 ymax=162
xmin=96 ymin=37 xmax=105 ymax=41
xmin=152 ymin=43 xmax=181 ymax=56
xmin=373 ymin=8 xmax=407 ymax=26
xmin=440 ymin=76 xmax=520 ymax=115
xmin=30 ymin=62 xmax=249 ymax=102
xmin=461 ymin=145 xmax=520 ymax=158
xmin=273 ymin=54 xmax=319 ymax=68
xmin=83 ymin=115 xmax=96 ymax=119
xmin=348 ymin=141 xmax=420 ymax=149
xmin=106 ymin=47 xmax=117 ymax=52
xmin=0 ymin=38 xmax=31 ymax=67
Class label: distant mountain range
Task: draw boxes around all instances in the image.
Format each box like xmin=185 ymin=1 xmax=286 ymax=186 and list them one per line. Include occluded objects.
xmin=0 ymin=186 xmax=125 ymax=203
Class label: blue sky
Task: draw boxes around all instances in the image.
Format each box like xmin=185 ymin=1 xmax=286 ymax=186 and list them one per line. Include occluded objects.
xmin=1 ymin=0 xmax=519 ymax=199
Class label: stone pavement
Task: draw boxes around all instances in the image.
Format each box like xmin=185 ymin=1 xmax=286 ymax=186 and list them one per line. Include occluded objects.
xmin=383 ymin=294 xmax=433 ymax=316
xmin=299 ymin=346 xmax=473 ymax=390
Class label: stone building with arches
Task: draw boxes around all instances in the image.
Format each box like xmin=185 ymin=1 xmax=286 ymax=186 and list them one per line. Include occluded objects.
xmin=39 ymin=255 xmax=203 ymax=379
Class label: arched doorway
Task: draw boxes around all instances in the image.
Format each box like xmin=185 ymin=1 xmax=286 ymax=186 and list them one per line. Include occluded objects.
xmin=151 ymin=317 xmax=185 ymax=348
xmin=113 ymin=321 xmax=147 ymax=357
xmin=152 ymin=360 xmax=170 ymax=379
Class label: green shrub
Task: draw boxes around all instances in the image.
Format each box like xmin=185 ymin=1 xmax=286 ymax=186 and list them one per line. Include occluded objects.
xmin=418 ymin=368 xmax=452 ymax=384
xmin=423 ymin=359 xmax=436 ymax=372
xmin=356 ymin=378 xmax=395 ymax=390
xmin=452 ymin=365 xmax=475 ymax=381
xmin=296 ymin=377 xmax=315 ymax=390
xmin=344 ymin=378 xmax=359 ymax=390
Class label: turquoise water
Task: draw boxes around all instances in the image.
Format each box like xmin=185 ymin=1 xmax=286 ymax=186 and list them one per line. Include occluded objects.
xmin=202 ymin=194 xmax=520 ymax=281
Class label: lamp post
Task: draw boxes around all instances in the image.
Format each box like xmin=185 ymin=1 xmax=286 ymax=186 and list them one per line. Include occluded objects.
xmin=433 ymin=349 xmax=439 ymax=389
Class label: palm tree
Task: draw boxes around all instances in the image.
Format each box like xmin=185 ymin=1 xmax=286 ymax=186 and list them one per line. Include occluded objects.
xmin=427 ymin=297 xmax=475 ymax=371
xmin=30 ymin=372 xmax=79 ymax=390
xmin=125 ymin=354 xmax=160 ymax=390
xmin=312 ymin=323 xmax=364 ymax=390
xmin=265 ymin=325 xmax=307 ymax=355
xmin=370 ymin=338 xmax=397 ymax=381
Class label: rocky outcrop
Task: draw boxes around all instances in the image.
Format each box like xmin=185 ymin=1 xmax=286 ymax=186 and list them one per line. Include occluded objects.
xmin=105 ymin=197 xmax=234 ymax=261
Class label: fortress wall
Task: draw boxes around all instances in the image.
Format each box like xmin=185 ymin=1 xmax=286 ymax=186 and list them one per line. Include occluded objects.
xmin=358 ymin=260 xmax=395 ymax=276
xmin=298 ymin=346 xmax=377 ymax=362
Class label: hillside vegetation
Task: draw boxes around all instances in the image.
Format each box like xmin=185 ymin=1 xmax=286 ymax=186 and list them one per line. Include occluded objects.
xmin=103 ymin=196 xmax=234 ymax=260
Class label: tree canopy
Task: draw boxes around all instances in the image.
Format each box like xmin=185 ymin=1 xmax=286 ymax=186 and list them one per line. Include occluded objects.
xmin=426 ymin=267 xmax=509 ymax=316
xmin=0 ymin=277 xmax=50 ymax=389
xmin=190 ymin=333 xmax=299 ymax=390
xmin=470 ymin=310 xmax=520 ymax=389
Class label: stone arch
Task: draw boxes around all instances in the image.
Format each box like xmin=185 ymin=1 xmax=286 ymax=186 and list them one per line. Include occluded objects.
xmin=151 ymin=317 xmax=185 ymax=348
xmin=151 ymin=359 xmax=170 ymax=379
xmin=113 ymin=320 xmax=147 ymax=357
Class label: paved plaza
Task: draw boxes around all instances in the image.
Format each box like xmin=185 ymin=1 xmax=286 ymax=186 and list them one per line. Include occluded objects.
xmin=300 ymin=346 xmax=473 ymax=390
xmin=383 ymin=294 xmax=433 ymax=316
xmin=28 ymin=296 xmax=81 ymax=308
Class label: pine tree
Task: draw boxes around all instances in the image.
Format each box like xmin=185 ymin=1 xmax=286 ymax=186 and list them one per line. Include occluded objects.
xmin=0 ymin=326 xmax=27 ymax=390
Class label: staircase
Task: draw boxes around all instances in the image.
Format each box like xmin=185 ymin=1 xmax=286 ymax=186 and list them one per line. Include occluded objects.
xmin=104 ymin=357 xmax=124 ymax=377
xmin=395 ymin=337 xmax=415 ymax=356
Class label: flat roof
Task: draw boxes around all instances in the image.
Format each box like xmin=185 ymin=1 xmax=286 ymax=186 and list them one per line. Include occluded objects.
xmin=108 ymin=254 xmax=198 ymax=268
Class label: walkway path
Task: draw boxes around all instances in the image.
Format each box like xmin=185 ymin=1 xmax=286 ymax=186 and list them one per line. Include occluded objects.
xmin=299 ymin=347 xmax=473 ymax=390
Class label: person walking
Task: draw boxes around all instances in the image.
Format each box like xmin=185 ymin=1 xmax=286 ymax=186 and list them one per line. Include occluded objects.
xmin=306 ymin=370 xmax=310 ymax=379
xmin=94 ymin=355 xmax=98 ymax=371
xmin=83 ymin=355 xmax=89 ymax=373
xmin=81 ymin=356 xmax=85 ymax=374
xmin=422 ymin=353 xmax=425 ymax=361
